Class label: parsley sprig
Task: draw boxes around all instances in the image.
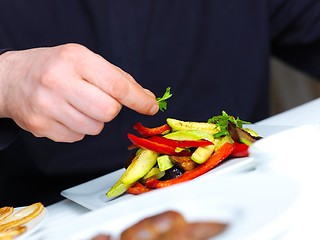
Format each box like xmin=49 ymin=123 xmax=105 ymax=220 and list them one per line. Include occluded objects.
xmin=208 ymin=111 xmax=251 ymax=138
xmin=157 ymin=87 xmax=172 ymax=112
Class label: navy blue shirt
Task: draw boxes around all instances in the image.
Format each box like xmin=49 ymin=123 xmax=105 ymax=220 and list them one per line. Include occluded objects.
xmin=0 ymin=0 xmax=320 ymax=205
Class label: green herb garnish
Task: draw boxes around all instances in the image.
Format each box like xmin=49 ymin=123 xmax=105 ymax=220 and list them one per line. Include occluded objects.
xmin=208 ymin=111 xmax=251 ymax=138
xmin=157 ymin=87 xmax=172 ymax=112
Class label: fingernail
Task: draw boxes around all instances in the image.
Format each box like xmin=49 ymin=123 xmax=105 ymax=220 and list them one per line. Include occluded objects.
xmin=150 ymin=104 xmax=159 ymax=115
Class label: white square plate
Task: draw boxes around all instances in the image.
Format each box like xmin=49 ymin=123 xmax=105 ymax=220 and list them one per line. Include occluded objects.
xmin=61 ymin=124 xmax=293 ymax=210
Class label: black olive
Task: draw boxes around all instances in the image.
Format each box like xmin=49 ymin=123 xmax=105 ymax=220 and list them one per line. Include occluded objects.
xmin=160 ymin=167 xmax=184 ymax=180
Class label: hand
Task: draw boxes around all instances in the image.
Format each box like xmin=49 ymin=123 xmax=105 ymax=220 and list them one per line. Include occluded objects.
xmin=0 ymin=43 xmax=159 ymax=142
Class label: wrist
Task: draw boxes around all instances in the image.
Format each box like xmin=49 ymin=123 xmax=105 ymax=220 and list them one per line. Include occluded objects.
xmin=0 ymin=49 xmax=15 ymax=118
xmin=0 ymin=48 xmax=21 ymax=150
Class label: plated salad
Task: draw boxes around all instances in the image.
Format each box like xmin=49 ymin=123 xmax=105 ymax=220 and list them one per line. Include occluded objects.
xmin=106 ymin=111 xmax=261 ymax=199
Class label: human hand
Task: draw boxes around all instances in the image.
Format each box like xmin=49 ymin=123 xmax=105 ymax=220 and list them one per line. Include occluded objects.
xmin=0 ymin=43 xmax=159 ymax=142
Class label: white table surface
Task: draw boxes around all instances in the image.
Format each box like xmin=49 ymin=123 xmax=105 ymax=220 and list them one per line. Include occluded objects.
xmin=30 ymin=98 xmax=320 ymax=240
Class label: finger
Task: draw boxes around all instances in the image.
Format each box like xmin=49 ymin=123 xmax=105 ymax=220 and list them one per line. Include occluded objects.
xmin=78 ymin=52 xmax=159 ymax=115
xmin=32 ymin=120 xmax=85 ymax=143
xmin=54 ymin=101 xmax=105 ymax=136
xmin=66 ymin=78 xmax=122 ymax=122
xmin=24 ymin=90 xmax=105 ymax=140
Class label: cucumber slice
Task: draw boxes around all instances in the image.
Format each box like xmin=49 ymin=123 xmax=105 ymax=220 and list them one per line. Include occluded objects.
xmin=157 ymin=155 xmax=174 ymax=171
xmin=121 ymin=149 xmax=159 ymax=185
xmin=167 ymin=118 xmax=219 ymax=135
xmin=106 ymin=180 xmax=132 ymax=198
xmin=164 ymin=130 xmax=214 ymax=142
xmin=191 ymin=145 xmax=215 ymax=164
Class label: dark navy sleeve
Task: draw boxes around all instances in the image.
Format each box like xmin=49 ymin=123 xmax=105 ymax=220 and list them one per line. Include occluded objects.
xmin=270 ymin=0 xmax=320 ymax=79
xmin=0 ymin=118 xmax=20 ymax=150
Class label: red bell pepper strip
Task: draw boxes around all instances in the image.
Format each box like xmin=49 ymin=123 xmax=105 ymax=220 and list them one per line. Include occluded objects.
xmin=127 ymin=135 xmax=211 ymax=151
xmin=133 ymin=122 xmax=171 ymax=137
xmin=147 ymin=136 xmax=213 ymax=148
xmin=145 ymin=178 xmax=161 ymax=189
xmin=145 ymin=142 xmax=234 ymax=189
xmin=127 ymin=136 xmax=212 ymax=151
xmin=230 ymin=142 xmax=249 ymax=157
xmin=127 ymin=182 xmax=151 ymax=195
xmin=127 ymin=133 xmax=191 ymax=156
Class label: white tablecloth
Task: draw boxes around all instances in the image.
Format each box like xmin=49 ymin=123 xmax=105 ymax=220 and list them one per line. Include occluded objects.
xmin=32 ymin=98 xmax=320 ymax=239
